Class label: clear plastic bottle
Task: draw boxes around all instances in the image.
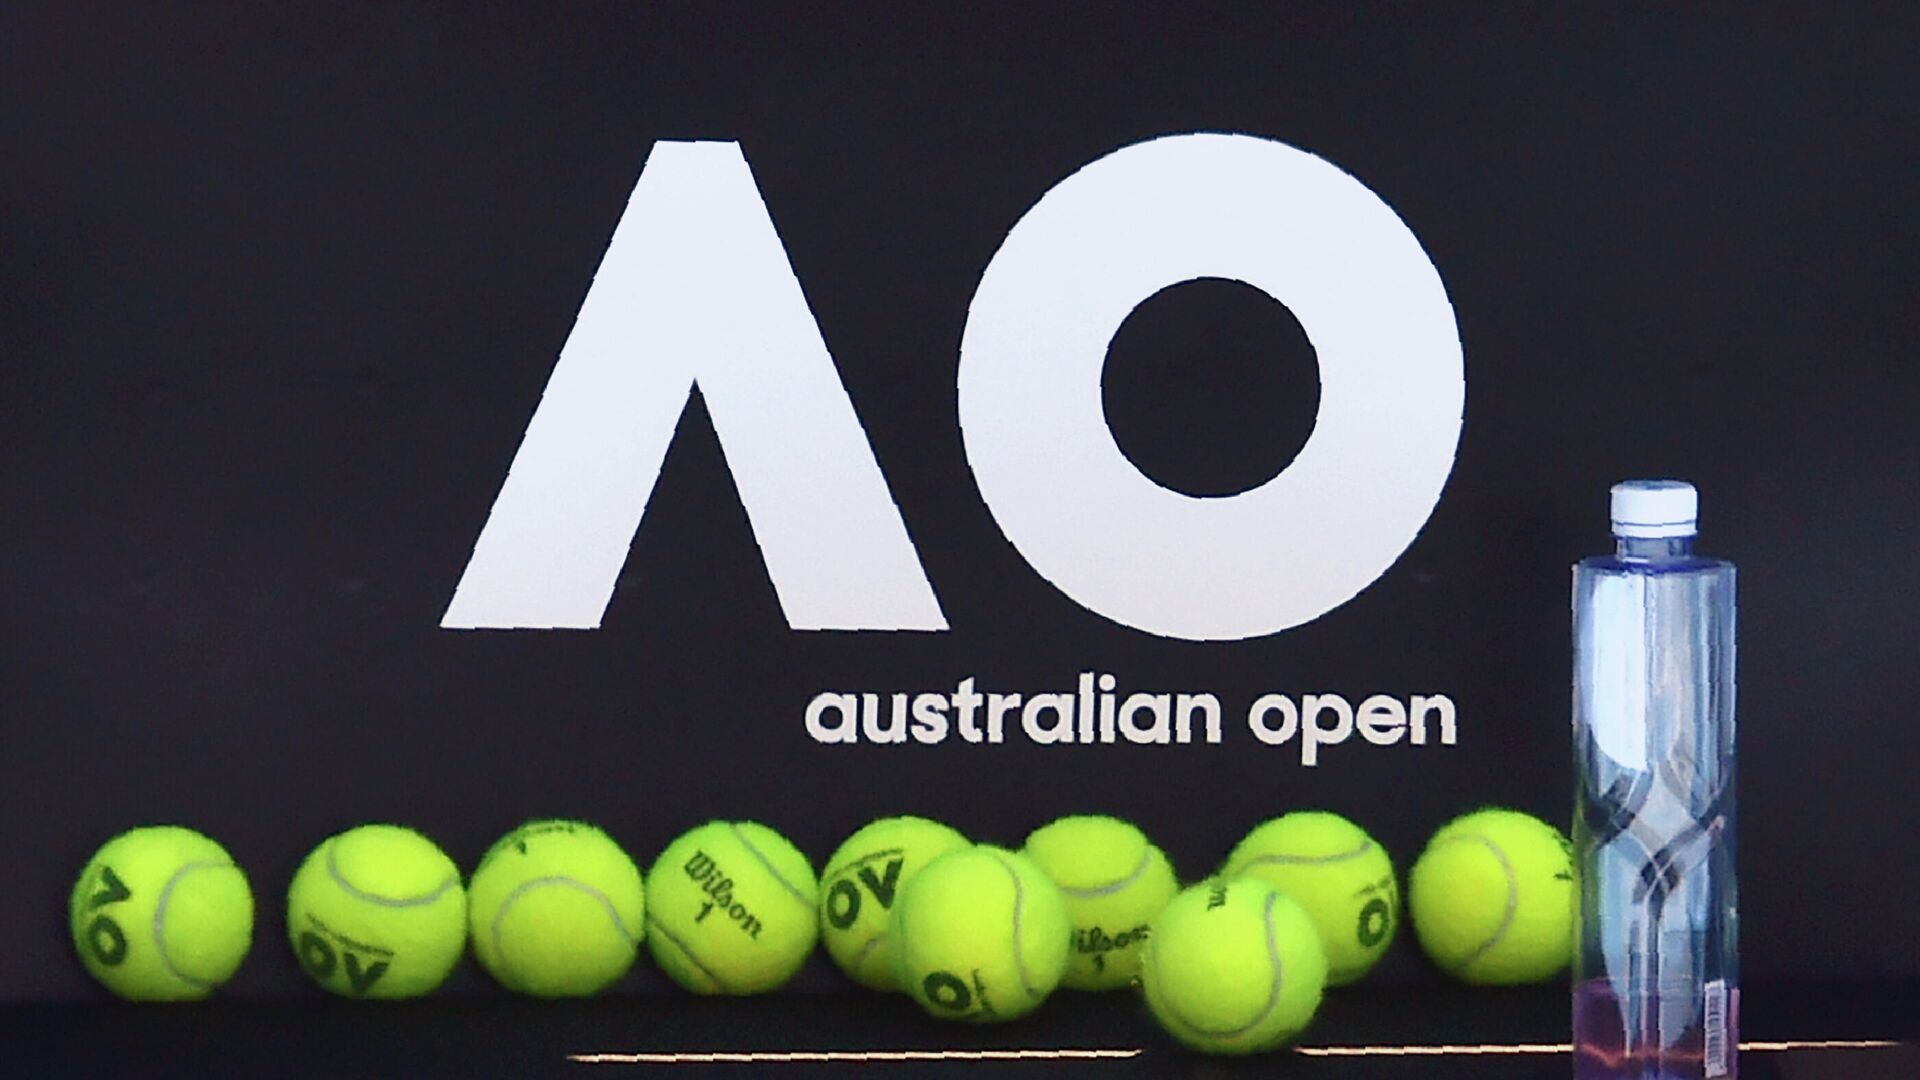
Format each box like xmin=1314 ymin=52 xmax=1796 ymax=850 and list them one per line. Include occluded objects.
xmin=1572 ymin=480 xmax=1738 ymax=1079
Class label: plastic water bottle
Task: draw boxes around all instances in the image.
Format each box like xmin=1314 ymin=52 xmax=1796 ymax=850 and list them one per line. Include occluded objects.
xmin=1572 ymin=480 xmax=1738 ymax=1079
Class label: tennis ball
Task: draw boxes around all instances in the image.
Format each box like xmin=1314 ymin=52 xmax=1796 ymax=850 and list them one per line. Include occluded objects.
xmin=1021 ymin=815 xmax=1178 ymax=990
xmin=468 ymin=819 xmax=645 ymax=997
xmin=1222 ymin=811 xmax=1399 ymax=985
xmin=819 ymin=816 xmax=970 ymax=991
xmin=645 ymin=820 xmax=819 ymax=994
xmin=892 ymin=845 xmax=1071 ymax=1022
xmin=1408 ymin=808 xmax=1577 ymax=985
xmin=1140 ymin=877 xmax=1328 ymax=1055
xmin=287 ymin=824 xmax=466 ymax=999
xmin=69 ymin=826 xmax=254 ymax=1001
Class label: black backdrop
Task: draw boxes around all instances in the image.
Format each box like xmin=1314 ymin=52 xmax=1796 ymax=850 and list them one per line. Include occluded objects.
xmin=4 ymin=4 xmax=1917 ymax=1004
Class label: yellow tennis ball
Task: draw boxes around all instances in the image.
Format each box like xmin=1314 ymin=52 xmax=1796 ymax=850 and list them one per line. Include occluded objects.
xmin=287 ymin=824 xmax=466 ymax=999
xmin=891 ymin=845 xmax=1071 ymax=1022
xmin=645 ymin=820 xmax=819 ymax=994
xmin=1140 ymin=877 xmax=1328 ymax=1054
xmin=818 ymin=816 xmax=970 ymax=991
xmin=1222 ymin=810 xmax=1399 ymax=986
xmin=1408 ymin=808 xmax=1577 ymax=985
xmin=1021 ymin=815 xmax=1178 ymax=990
xmin=69 ymin=826 xmax=254 ymax=1001
xmin=467 ymin=819 xmax=645 ymax=997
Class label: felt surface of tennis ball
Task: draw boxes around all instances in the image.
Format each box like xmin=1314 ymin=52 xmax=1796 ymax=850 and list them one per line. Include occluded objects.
xmin=818 ymin=816 xmax=970 ymax=991
xmin=891 ymin=845 xmax=1072 ymax=1022
xmin=1408 ymin=808 xmax=1577 ymax=985
xmin=645 ymin=820 xmax=819 ymax=994
xmin=287 ymin=824 xmax=466 ymax=999
xmin=1021 ymin=815 xmax=1179 ymax=990
xmin=1223 ymin=811 xmax=1398 ymax=985
xmin=1140 ymin=877 xmax=1328 ymax=1055
xmin=468 ymin=819 xmax=645 ymax=997
xmin=69 ymin=826 xmax=254 ymax=1001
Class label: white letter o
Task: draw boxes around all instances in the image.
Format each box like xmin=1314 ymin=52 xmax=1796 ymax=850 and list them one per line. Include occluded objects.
xmin=958 ymin=133 xmax=1463 ymax=640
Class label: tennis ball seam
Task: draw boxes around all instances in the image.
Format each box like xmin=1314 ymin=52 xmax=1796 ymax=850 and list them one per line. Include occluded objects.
xmin=1156 ymin=889 xmax=1287 ymax=1040
xmin=1237 ymin=839 xmax=1375 ymax=869
xmin=644 ymin=914 xmax=732 ymax=993
xmin=981 ymin=848 xmax=1038 ymax=1000
xmin=825 ymin=847 xmax=902 ymax=881
xmin=490 ymin=875 xmax=641 ymax=972
xmin=1055 ymin=847 xmax=1153 ymax=899
xmin=325 ymin=841 xmax=457 ymax=907
xmin=850 ymin=932 xmax=885 ymax=980
xmin=1431 ymin=833 xmax=1518 ymax=972
xmin=152 ymin=860 xmax=231 ymax=990
xmin=728 ymin=823 xmax=812 ymax=913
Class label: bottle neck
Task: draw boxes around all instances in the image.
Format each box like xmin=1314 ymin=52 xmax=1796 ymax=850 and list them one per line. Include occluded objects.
xmin=1615 ymin=534 xmax=1695 ymax=560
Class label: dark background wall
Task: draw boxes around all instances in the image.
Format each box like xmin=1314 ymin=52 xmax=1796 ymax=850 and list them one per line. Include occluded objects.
xmin=3 ymin=5 xmax=1915 ymax=1001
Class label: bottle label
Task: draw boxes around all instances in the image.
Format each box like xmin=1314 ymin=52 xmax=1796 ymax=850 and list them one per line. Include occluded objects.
xmin=1704 ymin=978 xmax=1730 ymax=1077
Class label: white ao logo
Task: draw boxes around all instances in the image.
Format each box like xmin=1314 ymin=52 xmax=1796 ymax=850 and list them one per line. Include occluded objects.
xmin=443 ymin=133 xmax=1463 ymax=641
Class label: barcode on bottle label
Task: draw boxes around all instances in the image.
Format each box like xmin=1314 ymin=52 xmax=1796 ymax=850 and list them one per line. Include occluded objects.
xmin=1703 ymin=979 xmax=1730 ymax=1077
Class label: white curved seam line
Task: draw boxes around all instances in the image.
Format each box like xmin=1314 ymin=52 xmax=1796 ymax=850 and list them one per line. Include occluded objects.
xmin=644 ymin=915 xmax=733 ymax=994
xmin=1163 ymin=891 xmax=1285 ymax=1040
xmin=326 ymin=842 xmax=456 ymax=907
xmin=825 ymin=848 xmax=904 ymax=880
xmin=1451 ymin=835 xmax=1518 ymax=971
xmin=152 ymin=861 xmax=228 ymax=989
xmin=1056 ymin=848 xmax=1154 ymax=899
xmin=729 ymin=823 xmax=813 ymax=911
xmin=852 ymin=932 xmax=885 ymax=979
xmin=1238 ymin=840 xmax=1375 ymax=869
xmin=984 ymin=850 xmax=1037 ymax=1000
xmin=491 ymin=876 xmax=641 ymax=970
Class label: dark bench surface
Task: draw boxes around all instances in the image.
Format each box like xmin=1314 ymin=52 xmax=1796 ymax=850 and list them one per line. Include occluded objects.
xmin=7 ymin=982 xmax=1916 ymax=1079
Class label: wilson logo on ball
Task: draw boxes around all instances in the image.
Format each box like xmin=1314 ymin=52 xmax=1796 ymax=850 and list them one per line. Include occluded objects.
xmin=684 ymin=851 xmax=767 ymax=938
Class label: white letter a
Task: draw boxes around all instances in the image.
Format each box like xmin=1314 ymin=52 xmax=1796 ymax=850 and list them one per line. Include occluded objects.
xmin=443 ymin=141 xmax=946 ymax=630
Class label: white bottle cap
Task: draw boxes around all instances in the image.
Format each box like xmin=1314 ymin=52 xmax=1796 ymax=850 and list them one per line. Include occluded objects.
xmin=1610 ymin=479 xmax=1698 ymax=538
